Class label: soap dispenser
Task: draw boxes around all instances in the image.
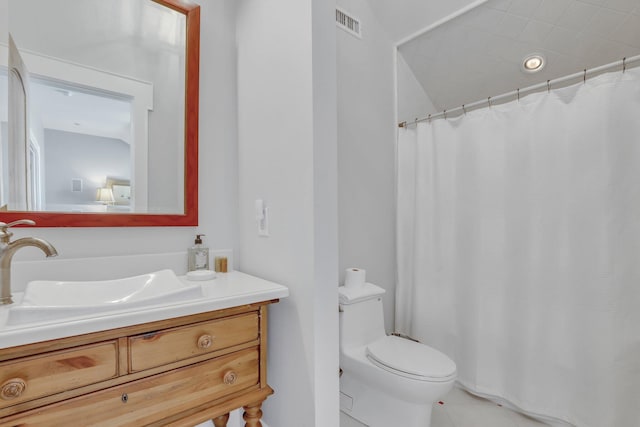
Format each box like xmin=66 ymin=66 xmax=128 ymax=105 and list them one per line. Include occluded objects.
xmin=188 ymin=234 xmax=210 ymax=271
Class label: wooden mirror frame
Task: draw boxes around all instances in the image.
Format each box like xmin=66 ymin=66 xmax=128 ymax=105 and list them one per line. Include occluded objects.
xmin=0 ymin=0 xmax=200 ymax=227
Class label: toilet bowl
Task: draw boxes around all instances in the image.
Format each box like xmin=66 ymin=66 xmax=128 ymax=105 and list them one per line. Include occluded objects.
xmin=339 ymin=283 xmax=456 ymax=427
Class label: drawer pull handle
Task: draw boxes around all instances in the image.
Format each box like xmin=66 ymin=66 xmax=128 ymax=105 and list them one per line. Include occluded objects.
xmin=223 ymin=370 xmax=237 ymax=385
xmin=197 ymin=334 xmax=213 ymax=349
xmin=1 ymin=378 xmax=27 ymax=400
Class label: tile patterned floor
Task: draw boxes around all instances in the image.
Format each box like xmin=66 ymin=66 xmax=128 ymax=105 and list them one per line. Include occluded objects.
xmin=340 ymin=386 xmax=550 ymax=427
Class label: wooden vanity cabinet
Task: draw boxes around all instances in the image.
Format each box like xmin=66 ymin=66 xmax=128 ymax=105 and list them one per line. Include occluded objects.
xmin=0 ymin=300 xmax=278 ymax=427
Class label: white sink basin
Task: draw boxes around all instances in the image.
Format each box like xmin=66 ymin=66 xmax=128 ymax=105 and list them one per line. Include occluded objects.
xmin=7 ymin=269 xmax=203 ymax=325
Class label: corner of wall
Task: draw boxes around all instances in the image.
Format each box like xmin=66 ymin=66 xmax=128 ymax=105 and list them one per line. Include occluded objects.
xmin=236 ymin=0 xmax=339 ymax=426
xmin=336 ymin=0 xmax=397 ymax=334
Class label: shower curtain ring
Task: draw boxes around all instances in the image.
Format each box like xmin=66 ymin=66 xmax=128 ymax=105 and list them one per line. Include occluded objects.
xmin=488 ymin=97 xmax=492 ymax=108
xmin=462 ymin=104 xmax=467 ymax=115
xmin=428 ymin=114 xmax=432 ymax=123
xmin=583 ymin=69 xmax=587 ymax=84
xmin=517 ymin=89 xmax=520 ymax=102
xmin=623 ymin=57 xmax=626 ymax=73
xmin=443 ymin=110 xmax=447 ymax=120
xmin=547 ymin=80 xmax=551 ymax=93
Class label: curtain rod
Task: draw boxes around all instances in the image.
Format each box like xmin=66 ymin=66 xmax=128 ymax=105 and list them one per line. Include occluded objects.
xmin=398 ymin=54 xmax=640 ymax=128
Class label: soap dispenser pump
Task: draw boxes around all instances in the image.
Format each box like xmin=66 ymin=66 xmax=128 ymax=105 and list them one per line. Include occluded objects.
xmin=188 ymin=234 xmax=210 ymax=271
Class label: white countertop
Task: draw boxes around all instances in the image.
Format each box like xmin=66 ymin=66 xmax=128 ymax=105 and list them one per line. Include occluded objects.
xmin=0 ymin=271 xmax=289 ymax=349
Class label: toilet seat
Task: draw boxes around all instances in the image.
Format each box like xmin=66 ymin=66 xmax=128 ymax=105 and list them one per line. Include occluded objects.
xmin=366 ymin=335 xmax=456 ymax=382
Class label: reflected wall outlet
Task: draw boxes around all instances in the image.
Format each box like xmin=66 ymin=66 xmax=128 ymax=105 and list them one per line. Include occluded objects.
xmin=71 ymin=178 xmax=83 ymax=192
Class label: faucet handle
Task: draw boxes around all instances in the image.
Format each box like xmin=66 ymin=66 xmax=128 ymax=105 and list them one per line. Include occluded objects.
xmin=0 ymin=220 xmax=36 ymax=239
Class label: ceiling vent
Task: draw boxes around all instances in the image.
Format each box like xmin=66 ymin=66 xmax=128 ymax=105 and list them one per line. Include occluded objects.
xmin=336 ymin=8 xmax=361 ymax=38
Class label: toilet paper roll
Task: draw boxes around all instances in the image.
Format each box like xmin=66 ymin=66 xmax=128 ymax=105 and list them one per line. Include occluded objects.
xmin=344 ymin=268 xmax=366 ymax=289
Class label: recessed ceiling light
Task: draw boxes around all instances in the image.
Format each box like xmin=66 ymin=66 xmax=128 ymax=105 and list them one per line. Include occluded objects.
xmin=522 ymin=54 xmax=545 ymax=73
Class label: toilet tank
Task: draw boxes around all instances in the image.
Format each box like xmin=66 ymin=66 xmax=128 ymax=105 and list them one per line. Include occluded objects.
xmin=339 ymin=284 xmax=387 ymax=349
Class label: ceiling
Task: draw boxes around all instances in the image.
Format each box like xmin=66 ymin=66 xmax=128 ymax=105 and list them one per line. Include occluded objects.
xmin=31 ymin=79 xmax=131 ymax=143
xmin=391 ymin=0 xmax=640 ymax=112
xmin=368 ymin=0 xmax=481 ymax=43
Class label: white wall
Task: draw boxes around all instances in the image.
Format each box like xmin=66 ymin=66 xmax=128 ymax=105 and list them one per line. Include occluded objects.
xmin=0 ymin=74 xmax=5 ymax=122
xmin=0 ymin=122 xmax=6 ymax=207
xmin=236 ymin=0 xmax=338 ymax=426
xmin=43 ymin=129 xmax=130 ymax=208
xmin=0 ymin=0 xmax=5 ymax=46
xmin=336 ymin=0 xmax=397 ymax=333
xmin=9 ymin=1 xmax=239 ymax=281
xmin=397 ymin=52 xmax=436 ymax=123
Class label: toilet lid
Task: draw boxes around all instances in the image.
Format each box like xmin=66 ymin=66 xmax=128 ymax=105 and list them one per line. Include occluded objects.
xmin=366 ymin=335 xmax=456 ymax=382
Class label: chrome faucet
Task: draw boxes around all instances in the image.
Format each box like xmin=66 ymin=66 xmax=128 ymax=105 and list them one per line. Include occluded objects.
xmin=0 ymin=220 xmax=58 ymax=305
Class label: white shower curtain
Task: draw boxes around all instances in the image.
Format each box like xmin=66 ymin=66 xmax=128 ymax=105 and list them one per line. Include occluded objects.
xmin=396 ymin=67 xmax=640 ymax=427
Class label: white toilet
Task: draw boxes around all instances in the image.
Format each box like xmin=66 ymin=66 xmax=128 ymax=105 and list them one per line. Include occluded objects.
xmin=339 ymin=283 xmax=456 ymax=427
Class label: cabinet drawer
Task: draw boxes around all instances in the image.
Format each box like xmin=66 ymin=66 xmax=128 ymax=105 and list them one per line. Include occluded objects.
xmin=0 ymin=341 xmax=118 ymax=410
xmin=128 ymin=312 xmax=259 ymax=372
xmin=1 ymin=348 xmax=260 ymax=427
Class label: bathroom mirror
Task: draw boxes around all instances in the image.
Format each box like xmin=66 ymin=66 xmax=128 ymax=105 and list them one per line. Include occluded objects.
xmin=0 ymin=0 xmax=199 ymax=226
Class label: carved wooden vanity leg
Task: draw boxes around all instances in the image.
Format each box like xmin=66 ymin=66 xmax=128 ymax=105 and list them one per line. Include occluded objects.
xmin=212 ymin=413 xmax=230 ymax=427
xmin=242 ymin=401 xmax=264 ymax=427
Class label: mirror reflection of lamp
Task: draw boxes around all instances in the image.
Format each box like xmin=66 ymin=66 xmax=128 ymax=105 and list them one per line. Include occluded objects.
xmin=96 ymin=187 xmax=115 ymax=205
